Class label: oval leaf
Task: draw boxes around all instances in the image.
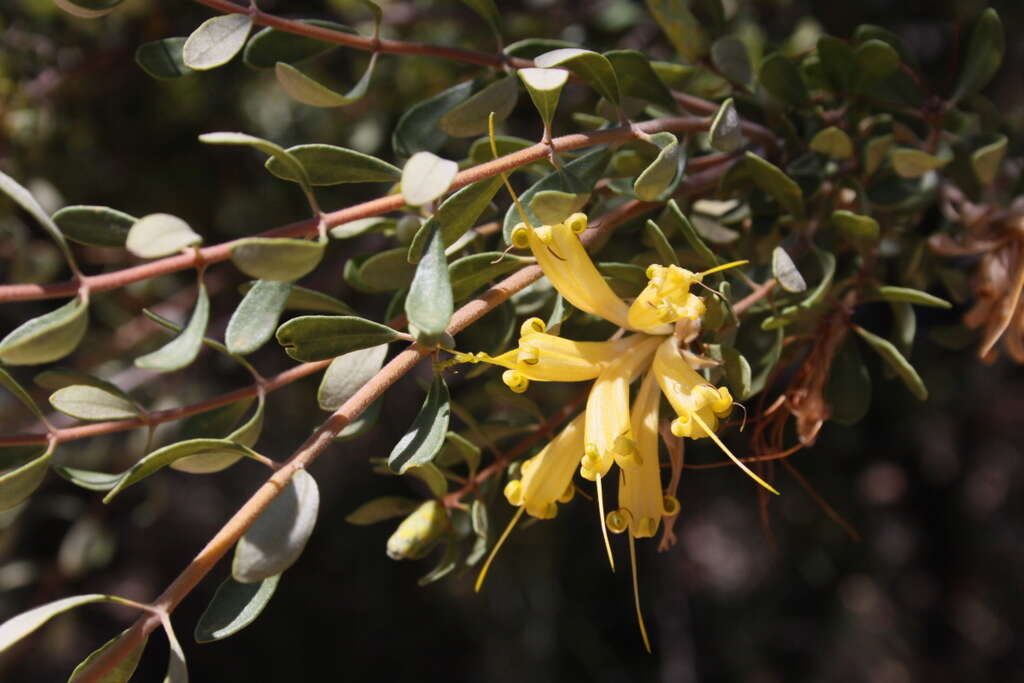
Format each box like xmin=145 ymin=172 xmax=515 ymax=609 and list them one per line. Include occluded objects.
xmin=870 ymin=286 xmax=951 ymax=309
xmin=182 ymin=14 xmax=252 ymax=70
xmin=243 ymin=20 xmax=352 ymax=69
xmin=0 ymin=594 xmax=123 ymax=652
xmin=854 ymin=39 xmax=900 ymax=89
xmin=534 ymin=48 xmax=620 ymax=104
xmin=644 ymin=0 xmax=708 ymax=63
xmin=890 ymin=148 xmax=950 ymax=179
xmin=971 ymin=134 xmax=1007 ymax=186
xmin=759 ymin=52 xmax=810 ymax=108
xmin=274 ymin=56 xmax=377 ymax=108
xmin=265 ymin=144 xmax=400 ymax=185
xmin=771 ymin=246 xmax=807 ymax=293
xmin=825 ymin=339 xmax=872 ymax=426
xmin=854 ymin=325 xmax=927 ymax=400
xmin=194 ymin=574 xmax=280 ymax=643
xmin=276 ymin=316 xmax=399 ymax=362
xmin=518 ymin=68 xmax=569 ymax=128
xmin=952 ymin=8 xmax=1004 ymax=102
xmin=135 ymin=37 xmax=191 ymax=80
xmin=53 ymin=205 xmax=135 ymax=248
xmin=708 ymin=98 xmax=745 ymax=153
xmin=68 ymin=629 xmax=148 ymax=683
xmin=226 ymin=280 xmax=291 ymax=355
xmin=745 ymin=152 xmax=805 ymax=217
xmin=317 ymin=344 xmax=389 ymax=411
xmin=233 ymin=469 xmax=320 ymax=583
xmin=388 ymin=376 xmax=451 ymax=474
xmin=440 ymin=75 xmax=519 ymax=137
xmin=53 ymin=466 xmax=123 ymax=492
xmin=449 ymin=252 xmax=530 ymax=301
xmin=810 ymin=126 xmax=854 ymax=159
xmin=345 ymin=496 xmax=421 ymax=525
xmin=199 ymin=132 xmax=312 ymax=192
xmin=405 ymin=227 xmax=453 ymax=343
xmin=605 ymin=50 xmax=676 ymax=108
xmin=0 ymin=170 xmax=78 ymax=272
xmin=1 ymin=367 xmax=45 ymax=422
xmin=0 ymin=296 xmax=89 ymax=366
xmin=52 ymin=0 xmax=122 ymax=19
xmin=135 ymin=283 xmax=209 ymax=372
xmin=0 ymin=446 xmax=53 ymax=511
xmin=401 ymin=152 xmax=458 ymax=207
xmin=408 ymin=176 xmax=503 ymax=262
xmin=125 ymin=213 xmax=202 ymax=259
xmin=392 ymin=79 xmax=476 ymax=158
xmin=49 ymin=385 xmax=139 ymax=422
xmin=831 ymin=210 xmax=880 ymax=243
xmin=230 ymin=237 xmax=325 ymax=282
xmin=634 ymin=132 xmax=683 ymax=201
xmin=711 ymin=36 xmax=752 ymax=86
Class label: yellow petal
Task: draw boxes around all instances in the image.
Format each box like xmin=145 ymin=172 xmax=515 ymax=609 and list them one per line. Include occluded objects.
xmin=628 ymin=264 xmax=706 ymax=330
xmin=618 ymin=369 xmax=664 ymax=538
xmin=517 ymin=413 xmax=586 ymax=519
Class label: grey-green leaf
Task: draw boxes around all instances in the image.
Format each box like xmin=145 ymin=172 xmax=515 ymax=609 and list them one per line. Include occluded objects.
xmin=276 ymin=316 xmax=399 ymax=362
xmin=345 ymin=496 xmax=420 ymax=525
xmin=644 ymin=0 xmax=708 ymax=63
xmin=449 ymin=253 xmax=531 ymax=301
xmin=53 ymin=466 xmax=123 ymax=492
xmin=242 ymin=20 xmax=352 ymax=69
xmin=817 ymin=35 xmax=856 ymax=93
xmin=604 ymin=50 xmax=676 ymax=108
xmin=135 ymin=283 xmax=209 ymax=372
xmin=401 ymin=152 xmax=459 ymax=207
xmin=49 ymin=385 xmax=139 ymax=421
xmin=317 ymin=344 xmax=389 ymax=411
xmin=952 ymin=8 xmax=1004 ymax=103
xmin=708 ymin=98 xmax=745 ymax=153
xmin=135 ymin=37 xmax=191 ymax=80
xmin=53 ymin=205 xmax=135 ymax=248
xmin=233 ymin=469 xmax=319 ymax=582
xmin=226 ymin=280 xmax=291 ymax=355
xmin=771 ymin=246 xmax=807 ymax=293
xmin=634 ymin=132 xmax=683 ymax=201
xmin=440 ymin=75 xmax=519 ymax=137
xmin=854 ymin=39 xmax=900 ymax=89
xmin=759 ymin=52 xmax=810 ymax=108
xmin=644 ymin=220 xmax=679 ymax=267
xmin=890 ymin=148 xmax=950 ymax=179
xmin=199 ymin=132 xmax=313 ymax=193
xmin=405 ymin=227 xmax=453 ymax=343
xmin=854 ymin=325 xmax=927 ymax=400
xmin=126 ymin=213 xmax=202 ymax=259
xmin=1 ymin=367 xmax=45 ymax=422
xmin=388 ymin=376 xmax=451 ymax=473
xmin=182 ymin=14 xmax=252 ymax=70
xmin=711 ymin=36 xmax=752 ymax=86
xmin=274 ymin=55 xmax=378 ymax=108
xmin=0 ymin=170 xmax=78 ymax=272
xmin=172 ymin=394 xmax=265 ymax=473
xmin=0 ymin=445 xmax=53 ymax=511
xmin=518 ymin=68 xmax=569 ymax=129
xmin=459 ymin=0 xmax=501 ymax=40
xmin=809 ymin=126 xmax=853 ymax=159
xmin=230 ymin=238 xmax=325 ymax=282
xmin=408 ymin=176 xmax=503 ymax=262
xmin=194 ymin=574 xmax=280 ymax=643
xmin=825 ymin=339 xmax=872 ymax=426
xmin=745 ymin=152 xmax=805 ymax=216
xmin=534 ymin=48 xmax=621 ymax=104
xmin=265 ymin=144 xmax=400 ymax=185
xmin=162 ymin=618 xmax=188 ymax=683
xmin=392 ymin=79 xmax=476 ymax=158
xmin=869 ymin=286 xmax=951 ymax=309
xmin=68 ymin=630 xmax=148 ymax=683
xmin=971 ymin=134 xmax=1007 ymax=186
xmin=831 ymin=210 xmax=879 ymax=243
xmin=661 ymin=199 xmax=717 ymax=269
xmin=0 ymin=594 xmax=125 ymax=652
xmin=0 ymin=296 xmax=89 ymax=366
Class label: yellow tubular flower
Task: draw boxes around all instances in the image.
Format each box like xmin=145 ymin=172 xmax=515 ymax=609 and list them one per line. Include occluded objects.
xmin=513 ymin=215 xmax=636 ymax=331
xmin=616 ymin=369 xmax=666 ymax=539
xmin=628 ymin=264 xmax=706 ymax=330
xmin=580 ymin=336 xmax=663 ymax=480
xmin=504 ymin=413 xmax=586 ymax=520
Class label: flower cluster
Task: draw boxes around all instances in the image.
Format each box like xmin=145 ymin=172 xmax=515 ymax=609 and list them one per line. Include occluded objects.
xmin=457 ymin=212 xmax=778 ymax=647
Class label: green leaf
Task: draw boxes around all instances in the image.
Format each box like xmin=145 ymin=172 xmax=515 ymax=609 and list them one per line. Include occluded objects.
xmin=194 ymin=575 xmax=280 ymax=643
xmin=52 ymin=205 xmax=135 ymax=248
xmin=102 ymin=440 xmax=258 ymax=502
xmin=172 ymin=394 xmax=264 ymax=474
xmin=634 ymin=132 xmax=684 ymax=201
xmin=264 ymin=144 xmax=400 ymax=185
xmin=334 ymin=396 xmax=382 ymax=441
xmin=0 ymin=296 xmax=89 ymax=366
xmin=459 ymin=0 xmax=501 ymax=40
xmin=162 ymin=618 xmax=188 ymax=683
xmin=708 ymin=98 xmax=745 ymax=153
xmin=199 ymin=132 xmax=313 ymax=194
xmin=502 ymin=148 xmax=611 ymax=243
xmin=259 ymin=283 xmax=353 ymax=314
xmin=418 ymin=541 xmax=460 ymax=586
xmin=690 ymin=214 xmax=738 ymax=245
xmin=809 ymin=126 xmax=853 ymax=159
xmin=345 ymin=496 xmax=420 ymax=525
xmin=816 ymin=35 xmax=856 ymax=93
xmin=135 ymin=283 xmax=209 ymax=372
xmin=317 ymin=344 xmax=388 ymax=411
xmin=405 ymin=226 xmax=453 ymax=343
xmin=0 ymin=444 xmax=53 ymax=511
xmin=604 ymin=50 xmax=676 ymax=108
xmin=52 ymin=0 xmax=122 ymax=19
xmin=388 ymin=376 xmax=451 ymax=473
xmin=408 ymin=176 xmax=503 ymax=263
xmin=392 ymin=79 xmax=476 ymax=159
xmin=401 ymin=152 xmax=459 ymax=207
xmin=135 ymin=37 xmax=191 ymax=80
xmin=68 ymin=629 xmax=147 ymax=683
xmin=661 ymin=199 xmax=717 ymax=269
xmin=276 ymin=316 xmax=399 ymax=362
xmin=449 ymin=253 xmax=531 ymax=301
xmin=971 ymin=134 xmax=1007 ymax=186
xmin=825 ymin=339 xmax=872 ymax=425
xmin=49 ymin=385 xmax=139 ymax=421
xmin=534 ymin=48 xmax=621 ymax=104
xmin=761 ymin=249 xmax=835 ymax=329
xmin=854 ymin=39 xmax=900 ymax=89
xmin=440 ymin=75 xmax=519 ymax=137
xmin=644 ymin=220 xmax=679 ymax=267
xmin=354 ymin=248 xmax=417 ymax=293
xmin=644 ymin=0 xmax=708 ymax=63
xmin=529 ymin=191 xmax=587 ymax=225
xmin=328 ymin=216 xmax=395 ymax=241
xmin=226 ymin=280 xmax=291 ymax=355
xmin=710 ymin=36 xmax=752 ymax=86
xmin=771 ymin=246 xmax=806 ymax=293
xmin=468 ymin=135 xmax=534 ymax=166
xmin=125 ymin=213 xmax=202 ymax=259
xmin=745 ymin=152 xmax=805 ymax=216
xmin=952 ymin=8 xmax=1004 ymax=103
xmin=233 ymin=469 xmax=319 ymax=582
xmin=890 ymin=148 xmax=950 ymax=179
xmin=274 ymin=55 xmax=378 ymax=108
xmin=735 ymin=318 xmax=784 ymax=398
xmin=517 ymin=68 xmax=569 ymax=130
xmin=53 ymin=466 xmax=123 ymax=492
xmin=1 ymin=367 xmax=45 ymax=422
xmin=230 ymin=238 xmax=325 ymax=282
xmin=242 ymin=20 xmax=352 ymax=69
xmin=868 ymin=286 xmax=951 ymax=309
xmin=854 ymin=325 xmax=927 ymax=400
xmin=182 ymin=13 xmax=252 ymax=70
xmin=440 ymin=432 xmax=482 ymax=478
xmin=759 ymin=52 xmax=810 ymax=108
xmin=831 ymin=210 xmax=879 ymax=243
xmin=0 ymin=170 xmax=78 ymax=273
xmin=0 ymin=595 xmax=129 ymax=652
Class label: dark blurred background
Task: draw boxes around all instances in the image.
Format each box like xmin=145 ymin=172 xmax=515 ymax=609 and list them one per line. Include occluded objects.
xmin=1 ymin=0 xmax=1022 ymax=681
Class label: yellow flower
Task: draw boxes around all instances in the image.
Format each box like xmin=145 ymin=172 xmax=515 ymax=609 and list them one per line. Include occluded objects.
xmin=466 ymin=211 xmax=778 ymax=648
